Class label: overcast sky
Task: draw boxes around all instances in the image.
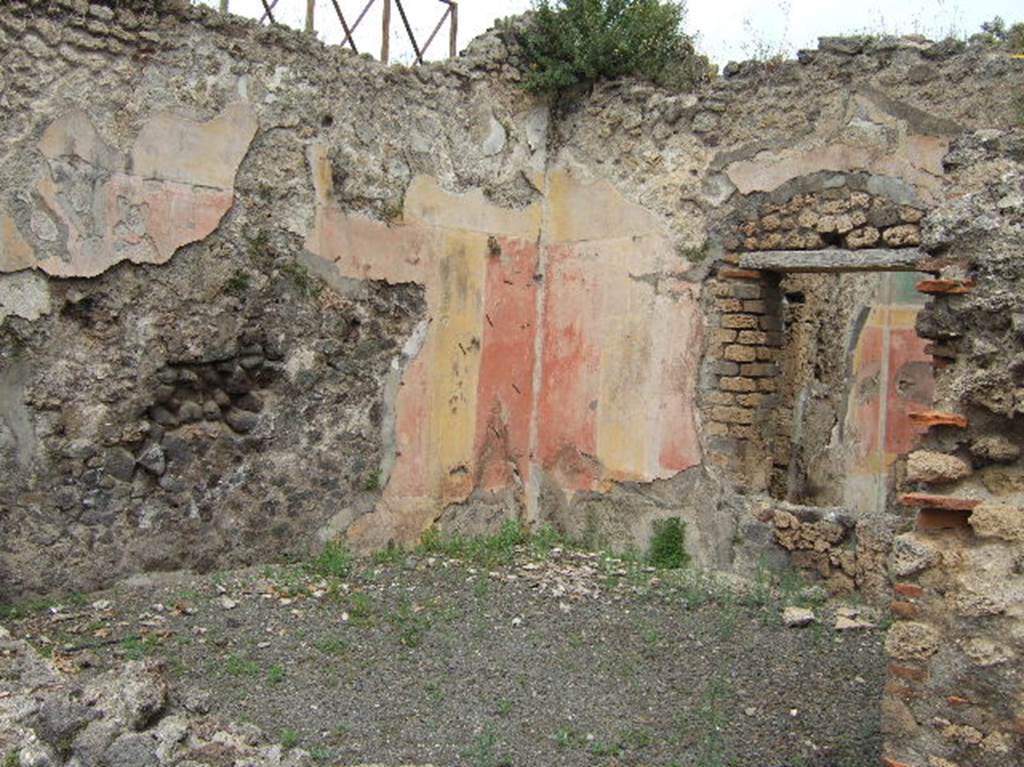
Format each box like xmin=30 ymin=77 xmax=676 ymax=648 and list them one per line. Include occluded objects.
xmin=198 ymin=0 xmax=1023 ymax=65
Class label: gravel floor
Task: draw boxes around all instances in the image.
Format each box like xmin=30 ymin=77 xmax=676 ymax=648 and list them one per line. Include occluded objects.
xmin=5 ymin=551 xmax=886 ymax=767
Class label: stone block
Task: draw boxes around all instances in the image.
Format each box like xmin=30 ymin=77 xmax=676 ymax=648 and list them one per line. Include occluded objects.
xmin=716 ymin=298 xmax=743 ymax=312
xmin=710 ymin=360 xmax=740 ymax=376
xmin=906 ymin=451 xmax=972 ymax=484
xmin=885 ymin=621 xmax=941 ymax=661
xmin=737 ymin=330 xmax=768 ymax=345
xmin=720 ymin=376 xmax=758 ymax=392
xmin=969 ymin=501 xmax=1024 ymax=542
xmin=846 ymin=226 xmax=881 ymax=249
xmin=742 ymin=300 xmax=766 ymax=314
xmin=969 ymin=435 xmax=1020 ymax=464
xmin=740 ymin=363 xmax=778 ymax=377
xmin=883 ymin=224 xmax=921 ymax=247
xmin=729 ymin=424 xmax=756 ymax=439
xmin=711 ymin=405 xmax=755 ymax=424
xmin=891 ymin=534 xmax=938 ymax=577
xmin=730 ymin=282 xmax=763 ymax=300
xmin=736 ymin=393 xmax=766 ymax=408
xmin=721 ymin=314 xmax=759 ymax=330
xmin=724 ymin=344 xmax=757 ymax=362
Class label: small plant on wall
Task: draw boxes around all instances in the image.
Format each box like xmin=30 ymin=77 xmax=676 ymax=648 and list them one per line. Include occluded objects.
xmin=647 ymin=517 xmax=691 ymax=569
xmin=520 ymin=0 xmax=709 ymax=94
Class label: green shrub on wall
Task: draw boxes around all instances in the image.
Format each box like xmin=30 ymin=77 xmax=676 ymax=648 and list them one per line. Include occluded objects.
xmin=647 ymin=517 xmax=690 ymax=569
xmin=520 ymin=0 xmax=707 ymax=93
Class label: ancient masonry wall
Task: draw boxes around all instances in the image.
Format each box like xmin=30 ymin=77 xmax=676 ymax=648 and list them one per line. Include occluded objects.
xmin=2 ymin=4 xmax=1024 ymax=763
xmin=879 ymin=130 xmax=1024 ymax=767
xmin=0 ymin=2 xmax=1022 ymax=611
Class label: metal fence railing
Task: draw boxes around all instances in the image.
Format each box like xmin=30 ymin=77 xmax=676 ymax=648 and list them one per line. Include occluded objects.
xmin=215 ymin=0 xmax=459 ymax=63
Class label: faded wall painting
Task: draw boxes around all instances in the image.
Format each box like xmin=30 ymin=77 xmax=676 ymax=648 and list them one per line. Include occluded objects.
xmin=305 ymin=146 xmax=704 ymax=548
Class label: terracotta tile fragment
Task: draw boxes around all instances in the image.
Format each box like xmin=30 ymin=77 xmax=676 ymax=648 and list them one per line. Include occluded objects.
xmin=900 ymin=493 xmax=981 ymax=511
xmin=908 ymin=411 xmax=968 ymax=429
xmin=916 ymin=278 xmax=974 ymax=294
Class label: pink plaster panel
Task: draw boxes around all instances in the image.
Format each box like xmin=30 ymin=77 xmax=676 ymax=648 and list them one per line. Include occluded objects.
xmin=536 ymin=242 xmax=602 ymax=491
xmin=473 ymin=237 xmax=540 ymax=493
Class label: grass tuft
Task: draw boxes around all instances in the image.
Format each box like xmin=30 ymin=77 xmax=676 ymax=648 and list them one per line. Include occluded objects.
xmin=310 ymin=541 xmax=353 ymax=580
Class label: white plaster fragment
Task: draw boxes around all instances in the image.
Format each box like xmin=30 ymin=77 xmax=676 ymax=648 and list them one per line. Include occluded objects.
xmin=0 ymin=270 xmax=51 ymax=325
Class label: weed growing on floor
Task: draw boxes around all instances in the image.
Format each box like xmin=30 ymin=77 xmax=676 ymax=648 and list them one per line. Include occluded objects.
xmin=280 ymin=729 xmax=300 ymax=749
xmin=310 ymin=541 xmax=353 ymax=580
xmin=418 ymin=519 xmax=528 ymax=567
xmin=552 ymin=727 xmax=581 ymax=748
xmin=267 ymin=665 xmax=285 ymax=685
xmin=120 ymin=635 xmax=162 ymax=660
xmin=309 ymin=746 xmax=331 ymax=764
xmin=693 ymin=677 xmax=732 ymax=767
xmin=346 ymin=592 xmax=374 ymax=626
xmin=261 ymin=564 xmax=308 ymax=597
xmin=464 ymin=727 xmax=507 ymax=767
xmin=371 ymin=543 xmax=405 ymax=566
xmin=647 ymin=517 xmax=691 ymax=569
xmin=589 ymin=738 xmax=622 ymax=757
xmin=745 ymin=561 xmax=774 ymax=607
xmin=314 ymin=637 xmax=349 ymax=656
xmin=0 ymin=596 xmax=63 ymax=621
xmin=225 ymin=653 xmax=260 ymax=677
xmin=715 ymin=590 xmax=739 ymax=640
xmin=388 ymin=600 xmax=431 ymax=648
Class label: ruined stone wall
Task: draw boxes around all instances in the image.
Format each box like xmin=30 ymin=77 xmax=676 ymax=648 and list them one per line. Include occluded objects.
xmin=880 ymin=130 xmax=1024 ymax=767
xmin=2 ymin=0 xmax=1024 ymax=602
xmin=0 ymin=0 xmax=537 ymax=597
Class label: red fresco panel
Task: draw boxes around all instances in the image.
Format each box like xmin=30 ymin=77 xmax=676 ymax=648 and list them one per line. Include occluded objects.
xmin=885 ymin=327 xmax=934 ymax=455
xmin=536 ymin=242 xmax=602 ymax=491
xmin=473 ymin=237 xmax=540 ymax=492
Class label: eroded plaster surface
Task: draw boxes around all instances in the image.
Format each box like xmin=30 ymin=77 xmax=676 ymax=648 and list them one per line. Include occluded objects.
xmin=0 ymin=104 xmax=256 ymax=279
xmin=305 ymin=145 xmax=703 ymax=548
xmin=724 ymin=92 xmax=953 ymax=202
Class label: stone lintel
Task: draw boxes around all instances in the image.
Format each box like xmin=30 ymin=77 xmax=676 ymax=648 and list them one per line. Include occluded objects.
xmin=737 ymin=248 xmax=927 ymax=273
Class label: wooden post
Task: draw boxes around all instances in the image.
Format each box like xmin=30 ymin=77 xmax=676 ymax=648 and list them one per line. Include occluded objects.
xmin=381 ymin=0 xmax=391 ymax=63
xmin=219 ymin=0 xmax=228 ymax=11
xmin=449 ymin=1 xmax=458 ymax=59
xmin=305 ymin=0 xmax=315 ymax=33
